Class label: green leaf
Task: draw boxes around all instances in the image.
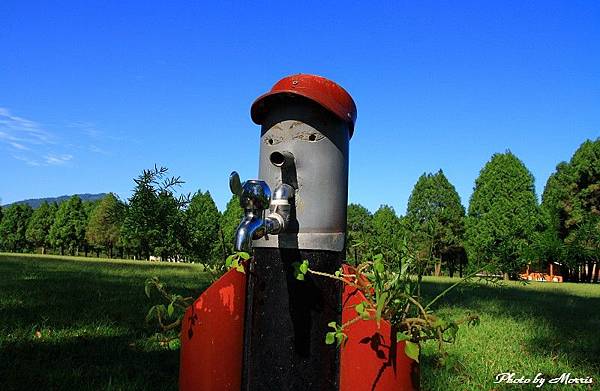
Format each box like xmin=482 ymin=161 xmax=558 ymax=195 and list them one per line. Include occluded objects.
xmin=296 ymin=273 xmax=304 ymax=281
xmin=355 ymin=301 xmax=370 ymax=320
xmin=335 ymin=332 xmax=346 ymax=347
xmin=328 ymin=321 xmax=338 ymax=330
xmin=355 ymin=302 xmax=365 ymax=315
xmin=168 ymin=339 xmax=180 ymax=350
xmin=144 ymin=283 xmax=151 ymax=298
xmin=238 ymin=252 xmax=251 ymax=260
xmin=325 ymin=332 xmax=335 ymax=345
xmin=299 ymin=260 xmax=309 ymax=274
xmin=167 ymin=303 xmax=174 ymax=317
xmin=375 ymin=292 xmax=388 ymax=325
xmin=236 ymin=264 xmax=245 ymax=274
xmin=396 ymin=331 xmax=411 ymax=342
xmin=374 ymin=259 xmax=385 ymax=274
xmin=225 ymin=254 xmax=235 ymax=268
xmin=404 ymin=341 xmax=420 ymax=362
xmin=145 ymin=306 xmax=157 ymax=323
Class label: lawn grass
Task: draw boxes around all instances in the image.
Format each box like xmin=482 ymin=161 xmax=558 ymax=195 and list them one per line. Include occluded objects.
xmin=420 ymin=276 xmax=600 ymax=390
xmin=0 ymin=253 xmax=211 ymax=390
xmin=1 ymin=253 xmax=599 ymax=390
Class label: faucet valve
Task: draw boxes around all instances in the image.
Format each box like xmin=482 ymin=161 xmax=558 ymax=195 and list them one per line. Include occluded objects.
xmin=230 ymin=172 xmax=294 ymax=251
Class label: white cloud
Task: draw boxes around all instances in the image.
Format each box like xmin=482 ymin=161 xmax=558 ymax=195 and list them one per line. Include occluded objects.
xmin=12 ymin=155 xmax=41 ymax=166
xmin=9 ymin=141 xmax=29 ymax=150
xmin=0 ymin=107 xmax=53 ymax=144
xmin=0 ymin=107 xmax=74 ymax=166
xmin=44 ymin=154 xmax=73 ymax=165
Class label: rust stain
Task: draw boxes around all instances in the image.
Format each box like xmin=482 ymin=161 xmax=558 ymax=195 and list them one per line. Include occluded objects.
xmin=293 ymin=130 xmax=324 ymax=142
xmin=219 ymin=284 xmax=236 ymax=314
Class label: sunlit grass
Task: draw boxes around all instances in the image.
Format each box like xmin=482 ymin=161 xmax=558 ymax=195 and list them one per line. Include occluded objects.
xmin=1 ymin=254 xmax=598 ymax=390
xmin=420 ymin=276 xmax=600 ymax=390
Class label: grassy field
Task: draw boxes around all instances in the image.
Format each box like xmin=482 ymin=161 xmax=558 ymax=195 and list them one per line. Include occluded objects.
xmin=420 ymin=276 xmax=600 ymax=390
xmin=1 ymin=253 xmax=599 ymax=390
xmin=0 ymin=253 xmax=211 ymax=390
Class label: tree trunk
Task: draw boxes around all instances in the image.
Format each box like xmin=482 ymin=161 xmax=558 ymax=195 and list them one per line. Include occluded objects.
xmin=434 ymin=262 xmax=442 ymax=277
xmin=503 ymin=272 xmax=509 ymax=281
xmin=591 ymin=262 xmax=598 ymax=283
xmin=41 ymin=246 xmax=46 ymax=255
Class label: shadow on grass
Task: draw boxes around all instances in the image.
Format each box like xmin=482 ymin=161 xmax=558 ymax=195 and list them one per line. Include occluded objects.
xmin=420 ymin=280 xmax=600 ymax=376
xmin=0 ymin=255 xmax=211 ymax=390
xmin=1 ymin=336 xmax=180 ymax=391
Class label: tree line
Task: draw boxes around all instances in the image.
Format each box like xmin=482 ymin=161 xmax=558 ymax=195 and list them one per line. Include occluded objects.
xmin=0 ymin=166 xmax=243 ymax=263
xmin=346 ymin=138 xmax=599 ymax=282
xmin=1 ymin=139 xmax=598 ymax=281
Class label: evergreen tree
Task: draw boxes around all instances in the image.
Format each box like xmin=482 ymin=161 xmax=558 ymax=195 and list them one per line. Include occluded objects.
xmin=371 ymin=205 xmax=403 ymax=266
xmin=122 ymin=171 xmax=161 ymax=259
xmin=186 ymin=190 xmax=221 ymax=262
xmin=346 ymin=203 xmax=373 ymax=262
xmin=26 ymin=201 xmax=56 ymax=254
xmin=465 ymin=152 xmax=540 ymax=279
xmin=48 ymin=196 xmax=87 ymax=255
xmin=86 ymin=193 xmax=125 ymax=258
xmin=220 ymin=195 xmax=244 ymax=256
xmin=540 ymin=139 xmax=600 ymax=281
xmin=155 ymin=191 xmax=187 ymax=261
xmin=406 ymin=170 xmax=466 ymax=276
xmin=122 ymin=166 xmax=187 ymax=260
xmin=0 ymin=203 xmax=33 ymax=252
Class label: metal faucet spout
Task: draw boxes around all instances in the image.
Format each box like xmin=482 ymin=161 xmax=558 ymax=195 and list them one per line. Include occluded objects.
xmin=229 ymin=171 xmax=294 ymax=252
xmin=234 ymin=213 xmax=266 ymax=252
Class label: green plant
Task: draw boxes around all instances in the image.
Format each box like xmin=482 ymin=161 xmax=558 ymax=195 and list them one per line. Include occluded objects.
xmin=293 ymin=248 xmax=482 ymax=363
xmin=143 ymin=251 xmax=249 ymax=347
xmin=144 ymin=276 xmax=194 ymax=349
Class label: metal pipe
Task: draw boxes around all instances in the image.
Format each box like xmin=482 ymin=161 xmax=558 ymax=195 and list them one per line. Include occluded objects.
xmin=269 ymin=150 xmax=294 ymax=168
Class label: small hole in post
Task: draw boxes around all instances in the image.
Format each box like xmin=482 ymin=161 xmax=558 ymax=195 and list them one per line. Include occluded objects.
xmin=309 ymin=134 xmax=317 ymax=142
xmin=269 ymin=152 xmax=285 ymax=167
xmin=268 ymin=138 xmax=274 ymax=145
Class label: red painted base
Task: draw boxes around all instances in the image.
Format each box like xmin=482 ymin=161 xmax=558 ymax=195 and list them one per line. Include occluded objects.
xmin=179 ymin=264 xmax=418 ymax=390
xmin=179 ymin=267 xmax=246 ymax=391
xmin=340 ymin=266 xmax=419 ymax=390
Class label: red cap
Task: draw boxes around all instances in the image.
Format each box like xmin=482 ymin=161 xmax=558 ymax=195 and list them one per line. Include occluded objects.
xmin=251 ymin=74 xmax=357 ymax=137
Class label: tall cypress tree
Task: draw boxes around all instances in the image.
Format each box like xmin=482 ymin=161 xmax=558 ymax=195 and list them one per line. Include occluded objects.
xmin=406 ymin=170 xmax=466 ymax=276
xmin=186 ymin=190 xmax=221 ymax=263
xmin=541 ymin=139 xmax=600 ymax=281
xmin=0 ymin=203 xmax=33 ymax=252
xmin=26 ymin=201 xmax=56 ymax=254
xmin=371 ymin=205 xmax=403 ymax=266
xmin=346 ymin=203 xmax=373 ymax=262
xmin=465 ymin=152 xmax=540 ymax=279
xmin=48 ymin=196 xmax=87 ymax=255
xmin=86 ymin=193 xmax=125 ymax=258
xmin=220 ymin=195 xmax=244 ymax=256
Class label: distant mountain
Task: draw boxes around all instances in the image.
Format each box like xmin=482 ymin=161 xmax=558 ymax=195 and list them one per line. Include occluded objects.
xmin=3 ymin=193 xmax=108 ymax=209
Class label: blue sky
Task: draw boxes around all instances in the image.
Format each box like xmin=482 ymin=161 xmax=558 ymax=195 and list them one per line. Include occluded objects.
xmin=1 ymin=1 xmax=598 ymax=214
